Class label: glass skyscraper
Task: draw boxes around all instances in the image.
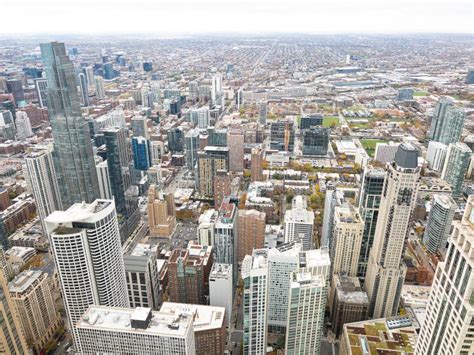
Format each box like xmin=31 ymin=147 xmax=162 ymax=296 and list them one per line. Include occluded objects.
xmin=40 ymin=42 xmax=99 ymax=208
xmin=428 ymin=97 xmax=465 ymax=145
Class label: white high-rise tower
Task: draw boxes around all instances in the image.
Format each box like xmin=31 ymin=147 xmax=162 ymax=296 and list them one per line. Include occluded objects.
xmin=365 ymin=144 xmax=420 ymax=318
xmin=24 ymin=147 xmax=63 ymax=232
xmin=45 ymin=199 xmax=129 ymax=347
xmin=415 ymin=195 xmax=474 ymax=355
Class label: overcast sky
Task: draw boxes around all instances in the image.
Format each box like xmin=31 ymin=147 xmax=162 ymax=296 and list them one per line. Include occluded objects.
xmin=2 ymin=0 xmax=473 ymax=35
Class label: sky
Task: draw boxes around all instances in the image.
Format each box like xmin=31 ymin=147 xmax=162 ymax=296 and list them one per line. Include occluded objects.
xmin=2 ymin=0 xmax=473 ymax=35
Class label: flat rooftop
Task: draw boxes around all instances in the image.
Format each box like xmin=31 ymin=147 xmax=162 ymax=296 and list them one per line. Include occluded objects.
xmin=9 ymin=270 xmax=44 ymax=293
xmin=77 ymin=305 xmax=192 ymax=338
xmin=160 ymin=302 xmax=225 ymax=332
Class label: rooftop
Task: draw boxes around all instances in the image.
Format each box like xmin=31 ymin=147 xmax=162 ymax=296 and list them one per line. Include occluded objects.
xmin=9 ymin=270 xmax=44 ymax=293
xmin=160 ymin=302 xmax=225 ymax=332
xmin=77 ymin=305 xmax=193 ymax=337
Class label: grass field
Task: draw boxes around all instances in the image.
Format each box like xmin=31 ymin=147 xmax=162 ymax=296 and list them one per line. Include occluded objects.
xmin=414 ymin=91 xmax=428 ymax=97
xmin=323 ymin=116 xmax=340 ymax=127
xmin=360 ymin=139 xmax=386 ymax=157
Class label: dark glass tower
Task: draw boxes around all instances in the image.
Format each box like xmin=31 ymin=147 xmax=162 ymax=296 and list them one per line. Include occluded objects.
xmin=40 ymin=42 xmax=99 ymax=208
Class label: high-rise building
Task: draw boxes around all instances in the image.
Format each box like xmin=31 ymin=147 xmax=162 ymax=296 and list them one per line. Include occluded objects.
xmin=415 ymin=196 xmax=474 ymax=355
xmin=14 ymin=111 xmax=33 ymax=140
xmin=242 ymin=249 xmax=269 ymax=355
xmin=441 ymin=142 xmax=472 ymax=198
xmin=329 ymin=274 xmax=369 ymax=337
xmin=258 ymin=101 xmax=267 ymax=125
xmin=365 ymin=144 xmax=420 ymax=318
xmin=213 ymin=169 xmax=231 ymax=209
xmin=6 ymin=79 xmax=25 ymax=104
xmin=197 ymin=146 xmax=229 ymax=197
xmin=167 ymin=127 xmax=184 ymax=152
xmin=302 ymin=126 xmax=329 ymax=156
xmin=227 ymin=127 xmax=244 ymax=172
xmin=103 ymin=127 xmax=132 ymax=215
xmin=284 ymin=195 xmax=314 ymax=250
xmin=422 ymin=194 xmax=456 ymax=254
xmin=132 ymin=136 xmax=152 ymax=171
xmin=299 ymin=114 xmax=323 ymax=129
xmin=160 ymin=302 xmax=226 ymax=355
xmin=76 ymin=306 xmax=196 ymax=354
xmin=426 ymin=141 xmax=447 ymax=172
xmin=214 ymin=197 xmax=237 ymax=268
xmin=24 ymin=147 xmax=63 ymax=232
xmin=197 ymin=209 xmax=218 ymax=246
xmin=321 ymin=184 xmax=345 ymax=248
xmin=185 ymin=128 xmax=200 ymax=170
xmin=34 ymin=78 xmax=49 ymax=108
xmin=466 ymin=68 xmax=474 ymax=84
xmin=78 ymin=72 xmax=89 ymax=106
xmin=397 ymin=88 xmax=414 ymax=101
xmin=123 ymin=243 xmax=160 ymax=310
xmin=428 ymin=97 xmax=465 ymax=145
xmin=209 ymin=263 xmax=233 ymax=326
xmin=357 ymin=167 xmax=385 ymax=281
xmin=331 ymin=205 xmax=364 ymax=277
xmin=285 ymin=271 xmax=327 ymax=354
xmin=168 ymin=244 xmax=213 ymax=305
xmin=237 ymin=209 xmax=266 ymax=263
xmin=0 ymin=270 xmax=29 ymax=354
xmin=340 ymin=316 xmax=418 ymax=355
xmin=94 ymin=75 xmax=105 ymax=99
xmin=45 ymin=199 xmax=129 ymax=343
xmin=251 ymin=147 xmax=264 ymax=182
xmin=130 ymin=115 xmax=149 ymax=138
xmin=269 ymin=119 xmax=295 ymax=152
xmin=40 ymin=42 xmax=99 ymax=208
xmin=147 ymin=185 xmax=176 ymax=237
xmin=8 ymin=270 xmax=61 ymax=353
xmin=211 ymin=74 xmax=222 ymax=105
xmin=95 ymin=160 xmax=113 ymax=200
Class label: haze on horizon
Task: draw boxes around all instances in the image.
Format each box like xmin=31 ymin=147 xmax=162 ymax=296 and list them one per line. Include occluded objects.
xmin=2 ymin=0 xmax=473 ymax=35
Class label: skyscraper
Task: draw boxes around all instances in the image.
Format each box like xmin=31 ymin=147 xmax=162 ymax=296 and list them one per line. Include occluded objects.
xmin=428 ymin=97 xmax=465 ymax=145
xmin=250 ymin=147 xmax=264 ymax=182
xmin=94 ymin=75 xmax=105 ymax=99
xmin=209 ymin=263 xmax=233 ymax=326
xmin=415 ymin=195 xmax=474 ymax=354
xmin=331 ymin=205 xmax=364 ymax=277
xmin=237 ymin=209 xmax=266 ymax=263
xmin=40 ymin=42 xmax=99 ymax=208
xmin=258 ymin=101 xmax=267 ymax=125
xmin=426 ymin=141 xmax=447 ymax=172
xmin=285 ymin=271 xmax=327 ymax=354
xmin=227 ymin=127 xmax=244 ymax=172
xmin=269 ymin=119 xmax=295 ymax=152
xmin=95 ymin=160 xmax=113 ymax=200
xmin=242 ymin=249 xmax=269 ymax=355
xmin=103 ymin=127 xmax=132 ymax=215
xmin=34 ymin=78 xmax=49 ymax=108
xmin=197 ymin=146 xmax=229 ymax=197
xmin=0 ymin=268 xmax=29 ymax=354
xmin=301 ymin=126 xmax=329 ymax=156
xmin=147 ymin=185 xmax=176 ymax=237
xmin=214 ymin=197 xmax=237 ymax=267
xmin=78 ymin=72 xmax=89 ymax=106
xmin=45 ymin=199 xmax=129 ymax=344
xmin=185 ymin=128 xmax=199 ymax=170
xmin=131 ymin=136 xmax=152 ymax=171
xmin=422 ymin=194 xmax=456 ymax=254
xmin=365 ymin=144 xmax=420 ymax=318
xmin=8 ymin=270 xmax=61 ymax=353
xmin=167 ymin=127 xmax=184 ymax=152
xmin=284 ymin=195 xmax=314 ymax=250
xmin=14 ymin=111 xmax=33 ymax=140
xmin=441 ymin=142 xmax=472 ymax=198
xmin=357 ymin=167 xmax=385 ymax=281
xmin=24 ymin=147 xmax=63 ymax=233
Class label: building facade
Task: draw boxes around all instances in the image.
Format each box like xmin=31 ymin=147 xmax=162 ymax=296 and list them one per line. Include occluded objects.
xmin=423 ymin=194 xmax=456 ymax=254
xmin=441 ymin=142 xmax=472 ymax=198
xmin=237 ymin=209 xmax=266 ymax=264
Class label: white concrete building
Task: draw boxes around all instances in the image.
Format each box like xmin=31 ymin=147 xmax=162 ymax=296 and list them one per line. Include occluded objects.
xmin=197 ymin=209 xmax=218 ymax=246
xmin=241 ymin=249 xmax=268 ymax=355
xmin=14 ymin=111 xmax=33 ymax=140
xmin=426 ymin=141 xmax=447 ymax=172
xmin=415 ymin=196 xmax=474 ymax=355
xmin=76 ymin=306 xmax=196 ymax=354
xmin=45 ymin=199 xmax=129 ymax=345
xmin=365 ymin=144 xmax=420 ymax=319
xmin=284 ymin=195 xmax=314 ymax=250
xmin=332 ymin=205 xmax=364 ymax=277
xmin=24 ymin=147 xmax=63 ymax=232
xmin=94 ymin=75 xmax=105 ymax=99
xmin=209 ymin=263 xmax=233 ymax=326
xmin=285 ymin=271 xmax=327 ymax=355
